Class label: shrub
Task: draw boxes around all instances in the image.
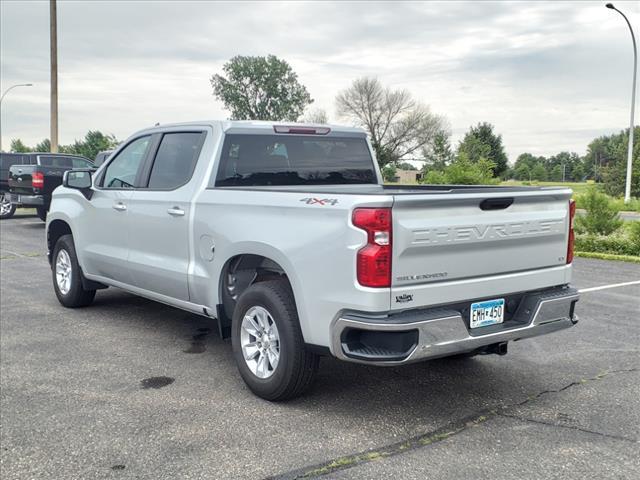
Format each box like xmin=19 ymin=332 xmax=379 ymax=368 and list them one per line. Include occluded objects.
xmin=575 ymin=234 xmax=640 ymax=257
xmin=421 ymin=153 xmax=498 ymax=186
xmin=574 ymin=187 xmax=623 ymax=235
xmin=628 ymin=221 xmax=640 ymax=246
xmin=575 ymin=190 xmax=640 ymax=213
xmin=423 ymin=170 xmax=447 ymax=184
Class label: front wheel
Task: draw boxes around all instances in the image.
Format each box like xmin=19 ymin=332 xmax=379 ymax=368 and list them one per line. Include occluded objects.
xmin=0 ymin=193 xmax=16 ymax=219
xmin=231 ymin=279 xmax=318 ymax=401
xmin=52 ymin=234 xmax=96 ymax=307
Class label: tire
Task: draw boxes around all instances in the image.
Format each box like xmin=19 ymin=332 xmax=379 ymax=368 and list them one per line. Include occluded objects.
xmin=231 ymin=279 xmax=319 ymax=401
xmin=52 ymin=234 xmax=96 ymax=308
xmin=36 ymin=206 xmax=47 ymax=222
xmin=0 ymin=193 xmax=16 ymax=219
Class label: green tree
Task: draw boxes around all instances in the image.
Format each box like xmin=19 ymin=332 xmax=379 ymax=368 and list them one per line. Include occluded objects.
xmin=513 ymin=153 xmax=546 ymax=179
xmin=547 ymin=152 xmax=582 ymax=182
xmin=211 ymin=55 xmax=313 ymax=121
xmin=8 ymin=132 xmax=118 ymax=159
xmin=65 ymin=130 xmax=119 ymax=160
xmin=34 ymin=139 xmax=51 ymax=152
xmin=514 ymin=163 xmax=531 ymax=181
xmin=571 ymin=163 xmax=584 ymax=182
xmin=457 ymin=122 xmax=508 ymax=177
xmin=598 ymin=127 xmax=640 ymax=198
xmin=575 ymin=187 xmax=623 ymax=235
xmin=9 ymin=139 xmax=32 ymax=152
xmin=530 ymin=162 xmax=548 ymax=181
xmin=381 ymin=163 xmax=397 ymax=182
xmin=550 ymin=164 xmax=563 ymax=182
xmin=422 ymin=129 xmax=453 ymax=170
xmin=397 ymin=162 xmax=417 ymax=171
xmin=336 ymin=77 xmax=446 ymax=168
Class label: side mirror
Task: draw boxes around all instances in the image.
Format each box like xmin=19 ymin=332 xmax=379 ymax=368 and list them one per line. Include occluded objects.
xmin=63 ymin=169 xmax=93 ymax=199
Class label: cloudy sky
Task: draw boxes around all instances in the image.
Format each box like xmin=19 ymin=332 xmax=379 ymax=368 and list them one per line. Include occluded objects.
xmin=1 ymin=0 xmax=638 ymax=161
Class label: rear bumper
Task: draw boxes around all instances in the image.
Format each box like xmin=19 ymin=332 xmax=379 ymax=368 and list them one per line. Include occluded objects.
xmin=10 ymin=193 xmax=44 ymax=206
xmin=330 ymin=286 xmax=579 ymax=365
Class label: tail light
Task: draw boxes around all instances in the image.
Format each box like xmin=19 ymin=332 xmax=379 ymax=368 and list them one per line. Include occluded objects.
xmin=32 ymin=171 xmax=44 ymax=189
xmin=567 ymin=199 xmax=576 ymax=264
xmin=352 ymin=208 xmax=392 ymax=288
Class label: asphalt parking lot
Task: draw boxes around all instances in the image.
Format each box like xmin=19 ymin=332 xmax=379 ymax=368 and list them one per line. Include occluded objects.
xmin=1 ymin=211 xmax=639 ymax=479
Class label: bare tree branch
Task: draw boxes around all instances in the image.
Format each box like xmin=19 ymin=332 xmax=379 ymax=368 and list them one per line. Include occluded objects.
xmin=336 ymin=77 xmax=447 ymax=167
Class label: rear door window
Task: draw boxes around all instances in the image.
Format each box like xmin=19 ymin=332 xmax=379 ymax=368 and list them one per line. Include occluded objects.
xmin=146 ymin=132 xmax=204 ymax=189
xmin=215 ymin=134 xmax=376 ymax=186
xmin=40 ymin=156 xmax=74 ymax=168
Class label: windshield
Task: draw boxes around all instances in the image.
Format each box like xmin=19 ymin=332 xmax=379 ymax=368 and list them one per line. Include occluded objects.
xmin=215 ymin=134 xmax=377 ymax=186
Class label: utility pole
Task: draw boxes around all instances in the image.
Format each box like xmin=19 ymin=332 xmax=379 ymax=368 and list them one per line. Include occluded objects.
xmin=50 ymin=0 xmax=58 ymax=153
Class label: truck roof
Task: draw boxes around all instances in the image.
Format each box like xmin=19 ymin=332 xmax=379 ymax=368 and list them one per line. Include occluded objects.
xmin=136 ymin=120 xmax=367 ymax=136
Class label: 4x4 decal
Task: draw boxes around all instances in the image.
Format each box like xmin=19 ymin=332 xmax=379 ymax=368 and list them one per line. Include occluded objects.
xmin=300 ymin=197 xmax=338 ymax=206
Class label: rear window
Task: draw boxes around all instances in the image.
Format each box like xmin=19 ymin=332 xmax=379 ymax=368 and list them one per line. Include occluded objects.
xmin=215 ymin=134 xmax=376 ymax=186
xmin=39 ymin=156 xmax=92 ymax=168
xmin=1 ymin=154 xmax=32 ymax=169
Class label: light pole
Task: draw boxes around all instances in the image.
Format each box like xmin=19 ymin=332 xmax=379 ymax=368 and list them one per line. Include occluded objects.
xmin=606 ymin=3 xmax=637 ymax=203
xmin=50 ymin=0 xmax=58 ymax=153
xmin=0 ymin=83 xmax=33 ymax=152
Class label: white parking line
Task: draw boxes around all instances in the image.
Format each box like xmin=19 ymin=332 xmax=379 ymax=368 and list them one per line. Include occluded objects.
xmin=579 ymin=280 xmax=640 ymax=293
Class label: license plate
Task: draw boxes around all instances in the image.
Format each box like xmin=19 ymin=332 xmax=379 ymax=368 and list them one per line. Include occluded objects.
xmin=470 ymin=298 xmax=505 ymax=328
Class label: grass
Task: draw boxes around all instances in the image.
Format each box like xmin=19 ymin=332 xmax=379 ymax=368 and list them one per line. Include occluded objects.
xmin=575 ymin=251 xmax=640 ymax=264
xmin=501 ymin=180 xmax=593 ymax=195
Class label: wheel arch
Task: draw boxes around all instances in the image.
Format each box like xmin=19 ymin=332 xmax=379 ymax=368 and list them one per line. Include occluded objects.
xmin=47 ymin=218 xmax=73 ymax=265
xmin=216 ymin=250 xmax=308 ymax=340
xmin=218 ymin=253 xmax=290 ymax=314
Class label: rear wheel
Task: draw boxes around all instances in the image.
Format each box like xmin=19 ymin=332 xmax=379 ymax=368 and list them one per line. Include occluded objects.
xmin=52 ymin=234 xmax=96 ymax=307
xmin=0 ymin=193 xmax=16 ymax=219
xmin=231 ymin=279 xmax=318 ymax=401
xmin=36 ymin=206 xmax=47 ymax=222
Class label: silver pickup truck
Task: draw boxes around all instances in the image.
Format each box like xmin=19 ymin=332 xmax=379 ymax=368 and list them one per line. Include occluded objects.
xmin=46 ymin=121 xmax=579 ymax=400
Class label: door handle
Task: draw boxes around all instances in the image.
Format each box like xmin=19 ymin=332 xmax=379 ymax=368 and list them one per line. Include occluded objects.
xmin=112 ymin=202 xmax=127 ymax=212
xmin=480 ymin=198 xmax=514 ymax=211
xmin=167 ymin=206 xmax=185 ymax=217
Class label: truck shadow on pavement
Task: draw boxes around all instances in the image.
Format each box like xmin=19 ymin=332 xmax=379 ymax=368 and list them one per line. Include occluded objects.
xmin=88 ymin=288 xmax=554 ymax=425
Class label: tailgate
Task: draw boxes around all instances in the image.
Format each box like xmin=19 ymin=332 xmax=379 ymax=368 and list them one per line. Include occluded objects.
xmin=391 ymin=189 xmax=572 ymax=308
xmin=8 ymin=165 xmax=35 ymax=194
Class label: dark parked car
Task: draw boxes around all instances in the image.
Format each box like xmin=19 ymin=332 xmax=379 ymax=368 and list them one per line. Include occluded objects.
xmin=6 ymin=153 xmax=93 ymax=221
xmin=93 ymin=150 xmax=113 ymax=168
xmin=1 ymin=153 xmax=36 ymax=219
